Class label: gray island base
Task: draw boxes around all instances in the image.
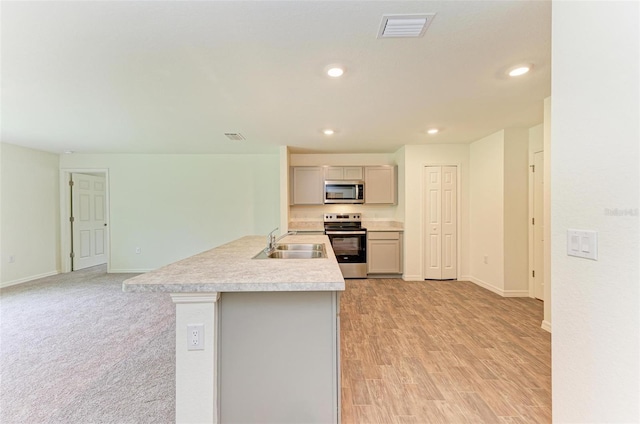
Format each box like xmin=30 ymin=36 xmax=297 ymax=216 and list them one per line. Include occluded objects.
xmin=123 ymin=235 xmax=344 ymax=424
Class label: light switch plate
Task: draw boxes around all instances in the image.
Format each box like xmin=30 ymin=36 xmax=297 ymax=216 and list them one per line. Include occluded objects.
xmin=567 ymin=229 xmax=598 ymax=260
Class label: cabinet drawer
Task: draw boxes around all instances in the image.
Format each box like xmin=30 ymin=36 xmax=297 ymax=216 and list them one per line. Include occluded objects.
xmin=368 ymin=231 xmax=400 ymax=240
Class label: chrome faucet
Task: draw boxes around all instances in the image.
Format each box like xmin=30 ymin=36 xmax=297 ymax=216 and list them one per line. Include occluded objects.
xmin=267 ymin=227 xmax=279 ymax=251
xmin=266 ymin=228 xmax=297 ymax=252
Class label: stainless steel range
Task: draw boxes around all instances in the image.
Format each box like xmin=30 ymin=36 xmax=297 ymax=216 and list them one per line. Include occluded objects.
xmin=324 ymin=213 xmax=367 ymax=278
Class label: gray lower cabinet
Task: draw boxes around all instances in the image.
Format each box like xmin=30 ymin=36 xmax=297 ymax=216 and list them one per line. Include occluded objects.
xmin=219 ymin=291 xmax=340 ymax=424
xmin=367 ymin=231 xmax=403 ymax=274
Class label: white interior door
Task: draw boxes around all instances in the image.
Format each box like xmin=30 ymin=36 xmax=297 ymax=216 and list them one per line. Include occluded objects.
xmin=441 ymin=167 xmax=457 ymax=279
xmin=533 ymin=152 xmax=544 ymax=300
xmin=424 ymin=166 xmax=457 ymax=280
xmin=72 ymin=173 xmax=107 ymax=270
xmin=425 ymin=167 xmax=442 ymax=279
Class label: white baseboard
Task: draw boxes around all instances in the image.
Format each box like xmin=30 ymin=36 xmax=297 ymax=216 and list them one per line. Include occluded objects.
xmin=502 ymin=289 xmax=530 ymax=297
xmin=541 ymin=320 xmax=552 ymax=333
xmin=402 ymin=274 xmax=422 ymax=281
xmin=461 ymin=275 xmax=503 ymax=295
xmin=461 ymin=275 xmax=529 ymax=298
xmin=1 ymin=270 xmax=61 ymax=289
xmin=108 ymin=269 xmax=152 ymax=274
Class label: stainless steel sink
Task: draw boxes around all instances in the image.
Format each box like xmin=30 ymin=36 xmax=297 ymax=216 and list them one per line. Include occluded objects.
xmin=268 ymin=250 xmax=326 ymax=259
xmin=253 ymin=243 xmax=327 ymax=259
xmin=275 ymin=243 xmax=324 ymax=251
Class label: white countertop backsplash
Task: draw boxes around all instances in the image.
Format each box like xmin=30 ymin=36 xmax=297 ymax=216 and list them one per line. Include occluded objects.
xmin=289 ymin=220 xmax=403 ymax=232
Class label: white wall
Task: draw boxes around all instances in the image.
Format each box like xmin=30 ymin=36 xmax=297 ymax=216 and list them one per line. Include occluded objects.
xmin=402 ymin=144 xmax=470 ymax=281
xmin=528 ymin=123 xmax=543 ymax=154
xmin=468 ymin=129 xmax=530 ymax=296
xmin=289 ymin=153 xmax=395 ymax=167
xmin=60 ymin=153 xmax=280 ymax=272
xmin=503 ymin=128 xmax=529 ymax=294
xmin=279 ymin=146 xmax=290 ymax=233
xmin=552 ymin=2 xmax=639 ymax=422
xmin=1 ymin=143 xmax=61 ymax=286
xmin=543 ymin=97 xmax=551 ymax=330
xmin=394 ymin=146 xmax=406 ymax=223
xmin=469 ymin=132 xmax=505 ymax=291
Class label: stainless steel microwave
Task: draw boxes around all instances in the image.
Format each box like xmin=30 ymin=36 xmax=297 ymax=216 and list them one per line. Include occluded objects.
xmin=324 ymin=180 xmax=364 ymax=204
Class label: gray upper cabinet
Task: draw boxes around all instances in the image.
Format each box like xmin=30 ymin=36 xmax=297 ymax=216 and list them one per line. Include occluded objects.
xmin=323 ymin=166 xmax=363 ymax=181
xmin=290 ymin=165 xmax=397 ymax=205
xmin=291 ymin=167 xmax=324 ymax=205
xmin=364 ymin=166 xmax=397 ymax=204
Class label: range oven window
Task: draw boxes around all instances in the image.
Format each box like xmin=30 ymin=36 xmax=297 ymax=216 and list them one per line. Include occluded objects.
xmin=326 ymin=232 xmax=366 ymax=263
xmin=331 ymin=236 xmax=361 ymax=256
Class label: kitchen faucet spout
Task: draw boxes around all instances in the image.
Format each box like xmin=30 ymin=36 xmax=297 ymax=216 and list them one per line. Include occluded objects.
xmin=276 ymin=231 xmax=297 ymax=244
xmin=266 ymin=228 xmax=298 ymax=252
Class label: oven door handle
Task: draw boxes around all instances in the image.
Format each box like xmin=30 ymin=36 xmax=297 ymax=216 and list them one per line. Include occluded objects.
xmin=325 ymin=230 xmax=367 ymax=235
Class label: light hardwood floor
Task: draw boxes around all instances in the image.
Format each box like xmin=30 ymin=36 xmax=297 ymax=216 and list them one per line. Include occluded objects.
xmin=340 ymin=279 xmax=551 ymax=423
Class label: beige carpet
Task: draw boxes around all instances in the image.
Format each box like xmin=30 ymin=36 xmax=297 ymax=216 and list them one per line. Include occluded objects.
xmin=0 ymin=265 xmax=175 ymax=423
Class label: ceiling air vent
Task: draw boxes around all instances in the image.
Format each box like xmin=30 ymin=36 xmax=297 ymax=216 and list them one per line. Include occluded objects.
xmin=378 ymin=14 xmax=436 ymax=38
xmin=224 ymin=133 xmax=245 ymax=141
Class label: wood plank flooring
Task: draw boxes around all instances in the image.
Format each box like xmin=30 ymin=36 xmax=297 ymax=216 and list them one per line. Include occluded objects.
xmin=340 ymin=279 xmax=551 ymax=423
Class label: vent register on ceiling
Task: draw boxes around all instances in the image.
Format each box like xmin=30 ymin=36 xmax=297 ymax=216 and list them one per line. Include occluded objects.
xmin=378 ymin=14 xmax=436 ymax=38
xmin=224 ymin=133 xmax=245 ymax=141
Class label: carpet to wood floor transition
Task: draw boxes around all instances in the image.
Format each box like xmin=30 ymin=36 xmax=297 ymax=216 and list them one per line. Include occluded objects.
xmin=1 ymin=267 xmax=550 ymax=423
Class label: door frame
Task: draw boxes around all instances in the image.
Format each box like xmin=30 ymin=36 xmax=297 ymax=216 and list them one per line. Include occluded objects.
xmin=421 ymin=163 xmax=461 ymax=280
xmin=59 ymin=168 xmax=111 ymax=273
xmin=528 ymin=151 xmax=544 ymax=299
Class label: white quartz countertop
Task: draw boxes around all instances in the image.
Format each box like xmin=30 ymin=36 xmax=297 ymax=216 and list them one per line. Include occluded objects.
xmin=122 ymin=235 xmax=345 ymax=293
xmin=362 ymin=221 xmax=404 ymax=232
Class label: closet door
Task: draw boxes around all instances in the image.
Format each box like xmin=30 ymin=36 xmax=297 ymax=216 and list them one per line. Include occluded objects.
xmin=441 ymin=167 xmax=457 ymax=279
xmin=424 ymin=166 xmax=457 ymax=280
xmin=425 ymin=167 xmax=443 ymax=279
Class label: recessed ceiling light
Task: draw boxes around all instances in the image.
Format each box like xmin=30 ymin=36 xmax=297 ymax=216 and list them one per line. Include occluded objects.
xmin=508 ymin=65 xmax=532 ymax=77
xmin=64 ymin=150 xmax=74 ymax=154
xmin=427 ymin=128 xmax=439 ymax=135
xmin=326 ymin=66 xmax=345 ymax=78
xmin=323 ymin=129 xmax=335 ymax=136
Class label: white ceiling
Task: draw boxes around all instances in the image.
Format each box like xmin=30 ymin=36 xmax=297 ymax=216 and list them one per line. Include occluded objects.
xmin=1 ymin=1 xmax=551 ymax=155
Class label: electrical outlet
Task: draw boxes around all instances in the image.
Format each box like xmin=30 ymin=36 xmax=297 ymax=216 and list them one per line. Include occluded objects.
xmin=8 ymin=255 xmax=15 ymax=264
xmin=483 ymin=255 xmax=488 ymax=264
xmin=187 ymin=324 xmax=204 ymax=351
xmin=135 ymin=247 xmax=141 ymax=254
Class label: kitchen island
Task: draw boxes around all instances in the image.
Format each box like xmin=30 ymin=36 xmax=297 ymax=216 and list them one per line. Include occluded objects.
xmin=123 ymin=235 xmax=344 ymax=424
